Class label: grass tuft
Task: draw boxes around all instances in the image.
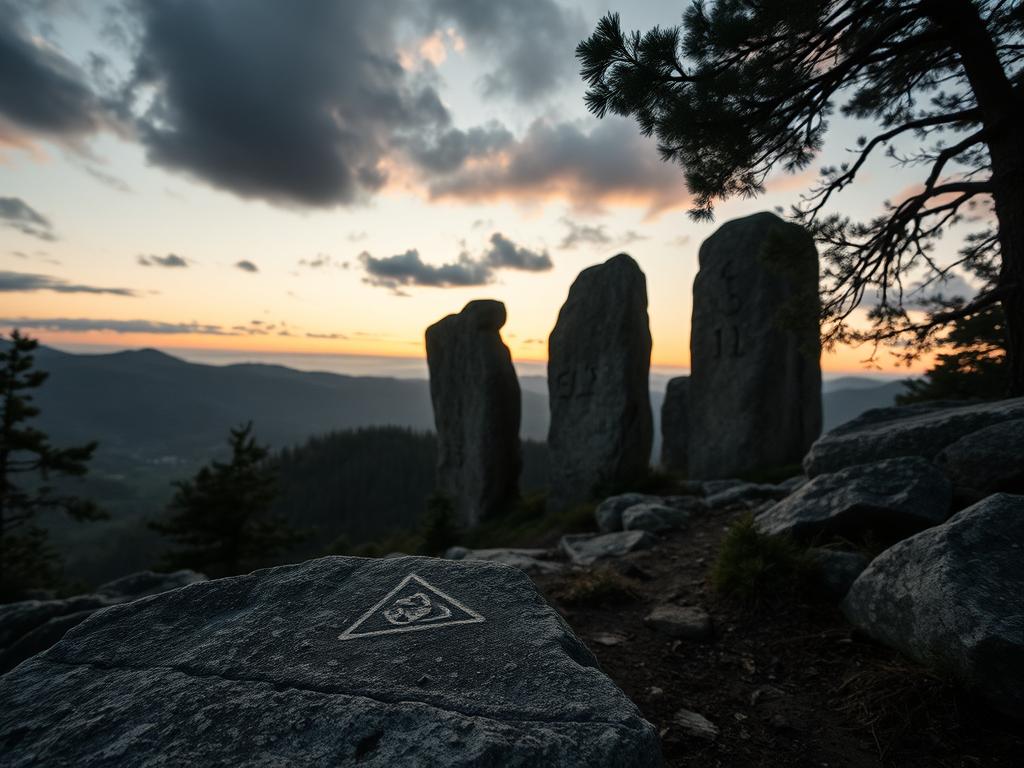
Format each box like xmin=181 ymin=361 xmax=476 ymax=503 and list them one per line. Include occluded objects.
xmin=711 ymin=513 xmax=813 ymax=607
xmin=550 ymin=566 xmax=640 ymax=607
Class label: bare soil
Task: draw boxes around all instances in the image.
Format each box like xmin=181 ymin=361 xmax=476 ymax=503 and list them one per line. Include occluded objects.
xmin=530 ymin=505 xmax=1024 ymax=768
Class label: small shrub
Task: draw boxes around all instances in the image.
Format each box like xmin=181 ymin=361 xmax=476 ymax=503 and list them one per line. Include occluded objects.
xmin=418 ymin=492 xmax=462 ymax=556
xmin=550 ymin=566 xmax=639 ymax=607
xmin=711 ymin=513 xmax=812 ymax=606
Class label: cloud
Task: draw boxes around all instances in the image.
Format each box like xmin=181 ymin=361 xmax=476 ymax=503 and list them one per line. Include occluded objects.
xmin=123 ymin=0 xmax=451 ymax=208
xmin=137 ymin=253 xmax=188 ymax=268
xmin=560 ymin=220 xmax=611 ymax=249
xmin=0 ymin=196 xmax=56 ymax=241
xmin=423 ymin=118 xmax=688 ymax=217
xmin=405 ymin=122 xmax=513 ymax=173
xmin=482 ymin=232 xmax=551 ymax=270
xmin=298 ymin=253 xmax=347 ymax=269
xmin=424 ymin=0 xmax=585 ymax=101
xmin=235 ymin=260 xmax=258 ymax=273
xmin=0 ymin=316 xmax=296 ymax=336
xmin=306 ymin=332 xmax=349 ymax=340
xmin=0 ymin=270 xmax=137 ymax=295
xmin=0 ymin=2 xmax=106 ymax=139
xmin=360 ymin=232 xmax=551 ymax=292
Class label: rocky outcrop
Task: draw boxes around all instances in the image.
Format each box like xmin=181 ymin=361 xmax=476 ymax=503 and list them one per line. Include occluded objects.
xmin=660 ymin=376 xmax=689 ymax=473
xmin=803 ymin=397 xmax=1024 ymax=477
xmin=426 ymin=300 xmax=522 ymax=526
xmin=548 ymin=254 xmax=653 ymax=511
xmin=0 ymin=570 xmax=206 ymax=674
xmin=688 ymin=212 xmax=821 ymax=479
xmin=755 ymin=456 xmax=952 ymax=542
xmin=0 ymin=556 xmax=661 ymax=766
xmin=935 ymin=418 xmax=1024 ymax=496
xmin=842 ymin=494 xmax=1024 ymax=717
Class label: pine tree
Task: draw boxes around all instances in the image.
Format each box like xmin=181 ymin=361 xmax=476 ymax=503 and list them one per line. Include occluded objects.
xmin=1 ymin=330 xmax=104 ymax=601
xmin=577 ymin=2 xmax=1024 ymax=393
xmin=150 ymin=422 xmax=305 ymax=577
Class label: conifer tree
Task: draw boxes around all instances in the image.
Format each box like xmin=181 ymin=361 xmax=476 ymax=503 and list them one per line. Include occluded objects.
xmin=150 ymin=422 xmax=304 ymax=576
xmin=1 ymin=330 xmax=104 ymax=601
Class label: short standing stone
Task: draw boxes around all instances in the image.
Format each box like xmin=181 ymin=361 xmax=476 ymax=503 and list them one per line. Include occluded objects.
xmin=842 ymin=494 xmax=1024 ymax=717
xmin=622 ymin=503 xmax=690 ymax=533
xmin=688 ymin=212 xmax=822 ymax=479
xmin=755 ymin=456 xmax=952 ymax=542
xmin=660 ymin=376 xmax=689 ymax=473
xmin=560 ymin=531 xmax=656 ymax=566
xmin=0 ymin=557 xmax=662 ymax=766
xmin=426 ymin=300 xmax=521 ymax=526
xmin=548 ymin=254 xmax=653 ymax=511
xmin=803 ymin=397 xmax=1024 ymax=477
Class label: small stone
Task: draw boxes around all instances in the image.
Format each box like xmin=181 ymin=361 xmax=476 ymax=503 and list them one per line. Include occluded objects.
xmin=590 ymin=632 xmax=628 ymax=647
xmin=560 ymin=531 xmax=656 ymax=566
xmin=594 ymin=493 xmax=659 ymax=533
xmin=621 ymin=502 xmax=690 ymax=533
xmin=644 ymin=605 xmax=712 ymax=641
xmin=673 ymin=709 xmax=719 ymax=741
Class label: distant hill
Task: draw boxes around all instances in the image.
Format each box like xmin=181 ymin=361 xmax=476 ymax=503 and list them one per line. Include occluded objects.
xmin=822 ymin=380 xmax=908 ymax=431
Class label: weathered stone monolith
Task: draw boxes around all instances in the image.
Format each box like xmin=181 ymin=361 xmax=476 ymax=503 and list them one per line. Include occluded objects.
xmin=660 ymin=376 xmax=689 ymax=473
xmin=426 ymin=300 xmax=520 ymax=527
xmin=688 ymin=212 xmax=821 ymax=479
xmin=548 ymin=253 xmax=652 ymax=511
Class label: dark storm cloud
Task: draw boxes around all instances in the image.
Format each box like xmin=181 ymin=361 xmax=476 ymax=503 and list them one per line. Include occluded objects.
xmin=0 ymin=197 xmax=56 ymax=241
xmin=124 ymin=0 xmax=451 ymax=207
xmin=360 ymin=232 xmax=551 ymax=292
xmin=0 ymin=1 xmax=105 ymax=138
xmin=425 ymin=0 xmax=585 ymax=101
xmin=406 ymin=122 xmax=513 ymax=173
xmin=483 ymin=232 xmax=551 ymax=271
xmin=234 ymin=260 xmax=258 ymax=273
xmin=425 ymin=118 xmax=688 ymax=216
xmin=0 ymin=270 xmax=138 ymax=295
xmin=137 ymin=253 xmax=188 ymax=267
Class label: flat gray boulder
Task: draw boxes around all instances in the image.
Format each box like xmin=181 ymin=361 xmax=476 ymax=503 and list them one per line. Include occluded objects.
xmin=0 ymin=556 xmax=661 ymax=766
xmin=755 ymin=456 xmax=952 ymax=542
xmin=595 ymin=493 xmax=661 ymax=533
xmin=447 ymin=548 xmax=565 ymax=576
xmin=560 ymin=531 xmax=656 ymax=566
xmin=935 ymin=418 xmax=1024 ymax=495
xmin=804 ymin=397 xmax=1024 ymax=477
xmin=843 ymin=494 xmax=1024 ymax=717
xmin=622 ymin=503 xmax=690 ymax=533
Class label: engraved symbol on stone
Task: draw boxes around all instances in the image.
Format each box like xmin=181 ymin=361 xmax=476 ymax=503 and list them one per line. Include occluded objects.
xmin=714 ymin=326 xmax=743 ymax=359
xmin=720 ymin=260 xmax=742 ymax=315
xmin=339 ymin=573 xmax=485 ymax=641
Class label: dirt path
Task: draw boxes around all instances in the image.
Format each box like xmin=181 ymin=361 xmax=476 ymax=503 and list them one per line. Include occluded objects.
xmin=530 ymin=505 xmax=1024 ymax=768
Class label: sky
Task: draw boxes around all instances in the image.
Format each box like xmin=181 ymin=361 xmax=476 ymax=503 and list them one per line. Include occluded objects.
xmin=0 ymin=0 xmax=979 ymax=376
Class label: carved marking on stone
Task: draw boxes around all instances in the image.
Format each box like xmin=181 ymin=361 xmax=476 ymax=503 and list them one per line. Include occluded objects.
xmin=719 ymin=260 xmax=742 ymax=315
xmin=338 ymin=573 xmax=485 ymax=641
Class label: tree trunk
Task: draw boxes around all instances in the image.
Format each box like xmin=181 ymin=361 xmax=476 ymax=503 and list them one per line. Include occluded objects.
xmin=927 ymin=0 xmax=1024 ymax=395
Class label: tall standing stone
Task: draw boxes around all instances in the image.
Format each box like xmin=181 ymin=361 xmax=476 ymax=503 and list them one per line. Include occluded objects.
xmin=548 ymin=253 xmax=652 ymax=510
xmin=426 ymin=300 xmax=520 ymax=527
xmin=688 ymin=212 xmax=821 ymax=479
xmin=660 ymin=376 xmax=689 ymax=473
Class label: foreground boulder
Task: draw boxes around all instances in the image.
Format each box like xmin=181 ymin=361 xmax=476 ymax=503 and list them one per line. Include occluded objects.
xmin=803 ymin=397 xmax=1024 ymax=477
xmin=547 ymin=254 xmax=653 ymax=511
xmin=0 ymin=557 xmax=660 ymax=766
xmin=426 ymin=300 xmax=522 ymax=526
xmin=755 ymin=456 xmax=952 ymax=542
xmin=843 ymin=494 xmax=1024 ymax=717
xmin=0 ymin=570 xmax=206 ymax=674
xmin=935 ymin=418 xmax=1024 ymax=496
xmin=688 ymin=212 xmax=821 ymax=479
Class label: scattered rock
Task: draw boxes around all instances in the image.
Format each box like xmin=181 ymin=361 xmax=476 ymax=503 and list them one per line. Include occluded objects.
xmin=673 ymin=709 xmax=720 ymax=741
xmin=622 ymin=503 xmax=690 ymax=533
xmin=660 ymin=376 xmax=689 ymax=473
xmin=595 ymin=493 xmax=660 ymax=533
xmin=426 ymin=299 xmax=522 ymax=526
xmin=688 ymin=212 xmax=821 ymax=479
xmin=0 ymin=570 xmax=207 ymax=674
xmin=935 ymin=418 xmax=1024 ymax=496
xmin=803 ymin=397 xmax=1024 ymax=477
xmin=777 ymin=475 xmax=808 ymax=493
xmin=0 ymin=556 xmax=661 ymax=766
xmin=843 ymin=494 xmax=1024 ymax=718
xmin=701 ymin=479 xmax=746 ymax=496
xmin=644 ymin=605 xmax=712 ymax=641
xmin=453 ymin=548 xmax=565 ymax=576
xmin=705 ymin=482 xmax=790 ymax=510
xmin=548 ymin=254 xmax=653 ymax=511
xmin=560 ymin=531 xmax=656 ymax=566
xmin=755 ymin=456 xmax=952 ymax=542
xmin=807 ymin=548 xmax=869 ymax=600
xmin=444 ymin=545 xmax=470 ymax=560
xmin=590 ymin=632 xmax=628 ymax=647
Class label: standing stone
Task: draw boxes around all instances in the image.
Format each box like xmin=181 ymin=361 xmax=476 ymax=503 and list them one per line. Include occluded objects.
xmin=548 ymin=254 xmax=652 ymax=510
xmin=0 ymin=556 xmax=662 ymax=766
xmin=660 ymin=376 xmax=689 ymax=473
xmin=426 ymin=300 xmax=520 ymax=527
xmin=688 ymin=212 xmax=821 ymax=479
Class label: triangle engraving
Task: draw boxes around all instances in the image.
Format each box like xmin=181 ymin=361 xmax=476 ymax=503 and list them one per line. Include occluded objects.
xmin=338 ymin=573 xmax=485 ymax=641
